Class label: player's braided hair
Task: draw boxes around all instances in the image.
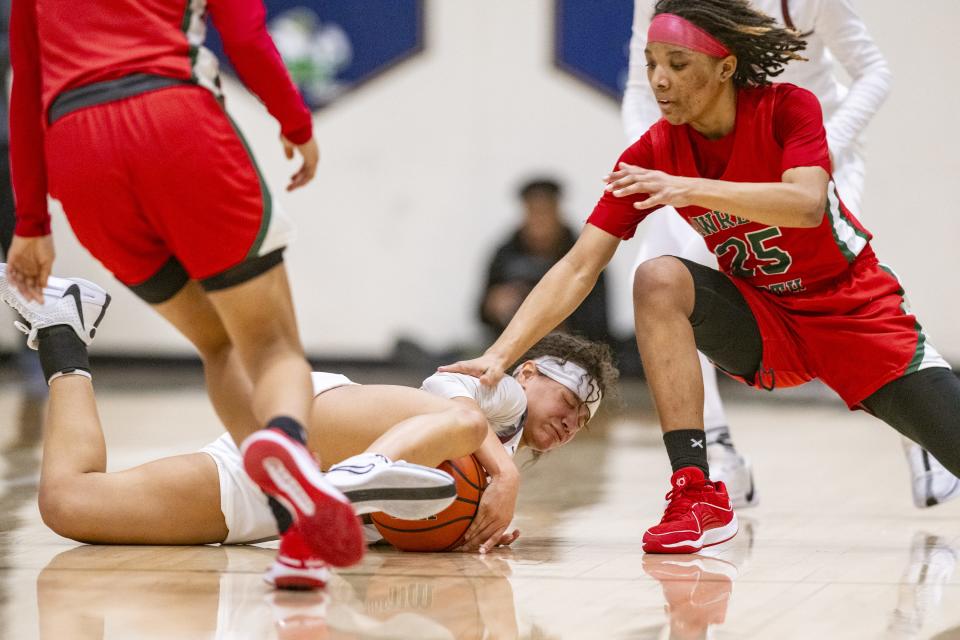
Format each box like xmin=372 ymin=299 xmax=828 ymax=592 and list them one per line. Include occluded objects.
xmin=653 ymin=0 xmax=808 ymax=87
xmin=513 ymin=332 xmax=620 ymax=410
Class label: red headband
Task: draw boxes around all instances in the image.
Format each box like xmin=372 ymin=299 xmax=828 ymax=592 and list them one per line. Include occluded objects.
xmin=648 ymin=13 xmax=731 ymax=58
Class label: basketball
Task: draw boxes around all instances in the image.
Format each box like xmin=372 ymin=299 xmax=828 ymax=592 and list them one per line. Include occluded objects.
xmin=371 ymin=455 xmax=488 ymax=552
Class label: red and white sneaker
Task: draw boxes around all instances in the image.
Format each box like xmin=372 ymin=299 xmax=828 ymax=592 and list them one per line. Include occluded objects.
xmin=642 ymin=554 xmax=737 ymax=632
xmin=264 ymin=524 xmax=332 ymax=591
xmin=268 ymin=590 xmax=330 ymax=639
xmin=642 ymin=467 xmax=738 ymax=554
xmin=242 ymin=428 xmax=365 ymax=568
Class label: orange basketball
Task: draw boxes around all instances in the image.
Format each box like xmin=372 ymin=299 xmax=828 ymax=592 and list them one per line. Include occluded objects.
xmin=371 ymin=455 xmax=488 ymax=552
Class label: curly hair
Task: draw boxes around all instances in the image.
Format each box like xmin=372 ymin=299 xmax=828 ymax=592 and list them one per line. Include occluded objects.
xmin=512 ymin=332 xmax=620 ymax=410
xmin=653 ymin=0 xmax=807 ymax=87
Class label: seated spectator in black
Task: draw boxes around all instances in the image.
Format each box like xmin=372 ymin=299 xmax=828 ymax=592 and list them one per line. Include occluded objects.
xmin=479 ymin=178 xmax=611 ymax=344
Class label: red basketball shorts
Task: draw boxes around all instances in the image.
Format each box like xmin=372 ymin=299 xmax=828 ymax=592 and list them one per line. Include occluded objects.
xmin=728 ymin=247 xmax=949 ymax=408
xmin=44 ymin=85 xmax=292 ymax=300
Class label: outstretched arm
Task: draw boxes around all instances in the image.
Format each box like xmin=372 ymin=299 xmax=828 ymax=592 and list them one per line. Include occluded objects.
xmin=606 ymin=86 xmax=834 ymax=229
xmin=441 ymin=224 xmax=621 ymax=385
xmin=606 ymin=163 xmax=830 ymax=228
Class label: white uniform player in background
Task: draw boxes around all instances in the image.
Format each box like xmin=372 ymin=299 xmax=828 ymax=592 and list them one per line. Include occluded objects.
xmin=623 ymin=0 xmax=959 ymax=508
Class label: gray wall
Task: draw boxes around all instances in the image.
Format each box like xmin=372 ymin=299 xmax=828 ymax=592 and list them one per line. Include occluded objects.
xmin=17 ymin=0 xmax=959 ymax=361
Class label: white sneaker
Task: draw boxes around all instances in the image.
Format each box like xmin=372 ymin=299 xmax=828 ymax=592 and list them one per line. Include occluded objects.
xmin=326 ymin=452 xmax=456 ymax=519
xmin=887 ymin=532 xmax=957 ymax=636
xmin=0 ymin=264 xmax=110 ymax=349
xmin=903 ymin=440 xmax=960 ymax=508
xmin=707 ymin=443 xmax=758 ymax=509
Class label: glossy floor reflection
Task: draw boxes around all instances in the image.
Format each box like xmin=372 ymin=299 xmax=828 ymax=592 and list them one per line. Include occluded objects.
xmin=2 ymin=382 xmax=960 ymax=639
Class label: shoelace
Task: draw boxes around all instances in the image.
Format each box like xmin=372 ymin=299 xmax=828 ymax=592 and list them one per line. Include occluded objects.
xmin=13 ymin=320 xmax=39 ymax=350
xmin=661 ymin=481 xmax=714 ymax=522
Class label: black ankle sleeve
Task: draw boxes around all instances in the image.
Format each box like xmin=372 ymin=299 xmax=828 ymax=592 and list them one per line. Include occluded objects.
xmin=37 ymin=325 xmax=89 ymax=383
xmin=267 ymin=416 xmax=307 ymax=445
xmin=663 ymin=429 xmax=710 ymax=476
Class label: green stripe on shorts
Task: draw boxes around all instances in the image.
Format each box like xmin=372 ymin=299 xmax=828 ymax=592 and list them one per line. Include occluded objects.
xmin=225 ymin=114 xmax=273 ymax=259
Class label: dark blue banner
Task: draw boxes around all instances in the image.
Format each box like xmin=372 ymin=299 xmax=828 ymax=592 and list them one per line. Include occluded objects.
xmin=554 ymin=0 xmax=633 ymax=101
xmin=207 ymin=1 xmax=424 ymax=111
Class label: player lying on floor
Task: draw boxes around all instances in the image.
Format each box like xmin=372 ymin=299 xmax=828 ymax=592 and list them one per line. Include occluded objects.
xmin=0 ymin=266 xmax=617 ymax=590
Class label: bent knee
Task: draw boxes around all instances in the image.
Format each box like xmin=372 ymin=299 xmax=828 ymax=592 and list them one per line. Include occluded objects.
xmin=38 ymin=481 xmax=90 ymax=541
xmin=633 ymin=256 xmax=694 ymax=312
xmin=196 ymin=334 xmax=235 ymax=366
xmin=449 ymin=406 xmax=489 ymax=449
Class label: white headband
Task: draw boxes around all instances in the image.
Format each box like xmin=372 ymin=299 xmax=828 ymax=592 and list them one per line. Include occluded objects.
xmin=527 ymin=355 xmax=602 ymax=420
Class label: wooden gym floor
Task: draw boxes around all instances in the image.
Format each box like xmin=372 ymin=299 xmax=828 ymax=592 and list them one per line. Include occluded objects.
xmin=1 ymin=371 xmax=959 ymax=639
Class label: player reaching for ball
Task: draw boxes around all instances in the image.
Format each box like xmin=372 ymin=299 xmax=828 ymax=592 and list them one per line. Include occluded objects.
xmin=441 ymin=0 xmax=960 ymax=554
xmin=0 ymin=266 xmax=617 ymax=590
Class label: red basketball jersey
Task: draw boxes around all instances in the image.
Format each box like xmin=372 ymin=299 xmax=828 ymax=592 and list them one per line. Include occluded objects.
xmin=590 ymin=84 xmax=873 ymax=295
xmin=9 ymin=0 xmax=312 ymax=237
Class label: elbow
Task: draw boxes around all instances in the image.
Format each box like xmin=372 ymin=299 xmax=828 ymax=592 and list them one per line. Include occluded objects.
xmin=799 ymin=205 xmax=825 ymax=228
xmin=793 ymin=189 xmax=828 ymax=228
xmin=565 ymin=259 xmax=603 ymax=294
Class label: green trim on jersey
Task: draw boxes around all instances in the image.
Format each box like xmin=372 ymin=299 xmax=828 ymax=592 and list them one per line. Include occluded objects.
xmin=180 ymin=1 xmax=200 ymax=80
xmin=826 ymin=181 xmax=869 ymax=263
xmin=181 ymin=0 xmax=222 ymax=94
xmin=226 ymin=114 xmax=273 ymax=259
xmin=878 ymin=264 xmax=929 ymax=375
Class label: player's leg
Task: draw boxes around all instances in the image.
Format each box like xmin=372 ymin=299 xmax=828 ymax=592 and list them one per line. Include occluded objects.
xmin=204 ymin=264 xmax=311 ymax=433
xmin=0 ymin=266 xmax=227 ymax=544
xmin=861 ymin=367 xmax=960 ymax=500
xmin=309 ymin=384 xmax=483 ymax=518
xmin=836 ymin=261 xmax=960 ymax=509
xmin=129 ymin=86 xmax=363 ymax=568
xmin=899 ymin=439 xmax=960 ymax=508
xmin=632 ymin=256 xmax=765 ymax=553
xmin=634 ymin=211 xmax=756 ymax=506
xmin=632 ymin=256 xmax=704 ymax=433
xmin=42 ymin=440 xmax=227 ymax=544
xmin=201 ymin=263 xmax=368 ymax=567
xmin=830 ymin=152 xmax=955 ymax=504
xmin=265 ymin=384 xmax=479 ymax=590
xmin=134 ymin=268 xmax=321 ymax=550
xmin=309 ymin=385 xmax=488 ymax=469
xmin=151 ymin=280 xmax=260 ymax=438
xmin=37 ymin=91 xmax=346 ymax=556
